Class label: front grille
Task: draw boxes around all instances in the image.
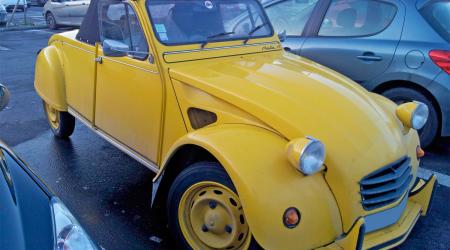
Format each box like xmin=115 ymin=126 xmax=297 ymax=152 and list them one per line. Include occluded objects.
xmin=360 ymin=156 xmax=412 ymax=210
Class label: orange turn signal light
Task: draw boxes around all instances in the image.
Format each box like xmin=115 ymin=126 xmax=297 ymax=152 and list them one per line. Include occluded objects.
xmin=283 ymin=207 xmax=301 ymax=229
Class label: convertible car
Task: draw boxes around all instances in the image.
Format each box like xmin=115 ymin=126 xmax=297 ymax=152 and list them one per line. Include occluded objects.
xmin=34 ymin=0 xmax=437 ymax=249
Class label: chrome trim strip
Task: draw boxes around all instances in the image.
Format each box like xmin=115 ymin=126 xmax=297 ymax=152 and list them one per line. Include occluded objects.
xmin=101 ymin=56 xmax=159 ymax=74
xmin=163 ymin=41 xmax=281 ymax=55
xmin=63 ymin=42 xmax=95 ymax=54
xmin=364 ymin=195 xmax=409 ymax=233
xmin=67 ymin=107 xmax=159 ymax=173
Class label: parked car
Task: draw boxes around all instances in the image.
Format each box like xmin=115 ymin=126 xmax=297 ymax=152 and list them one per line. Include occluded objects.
xmin=0 ymin=84 xmax=98 ymax=250
xmin=29 ymin=0 xmax=47 ymax=7
xmin=264 ymin=0 xmax=450 ymax=147
xmin=43 ymin=0 xmax=89 ymax=30
xmin=35 ymin=0 xmax=437 ymax=249
xmin=0 ymin=0 xmax=28 ymax=12
xmin=0 ymin=4 xmax=7 ymax=25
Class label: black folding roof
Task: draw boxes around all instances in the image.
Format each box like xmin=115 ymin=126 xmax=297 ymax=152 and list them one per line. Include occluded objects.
xmin=76 ymin=0 xmax=101 ymax=45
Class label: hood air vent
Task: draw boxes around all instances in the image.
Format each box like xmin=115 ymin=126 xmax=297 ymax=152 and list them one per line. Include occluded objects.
xmin=188 ymin=108 xmax=217 ymax=129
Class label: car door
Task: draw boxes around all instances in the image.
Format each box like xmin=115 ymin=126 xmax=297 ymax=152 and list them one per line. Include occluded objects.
xmin=95 ymin=1 xmax=162 ymax=164
xmin=67 ymin=0 xmax=89 ymax=26
xmin=264 ymin=0 xmax=321 ymax=54
xmin=48 ymin=0 xmax=71 ymax=24
xmin=300 ymin=0 xmax=405 ymax=84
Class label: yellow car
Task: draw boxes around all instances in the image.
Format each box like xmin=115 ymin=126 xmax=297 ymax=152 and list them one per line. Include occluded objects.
xmin=34 ymin=0 xmax=437 ymax=249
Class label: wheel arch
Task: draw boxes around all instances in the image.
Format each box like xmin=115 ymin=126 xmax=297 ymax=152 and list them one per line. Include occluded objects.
xmin=152 ymin=124 xmax=342 ymax=249
xmin=152 ymin=144 xmax=217 ymax=211
xmin=373 ymin=80 xmax=442 ymax=134
xmin=35 ymin=44 xmax=67 ymax=111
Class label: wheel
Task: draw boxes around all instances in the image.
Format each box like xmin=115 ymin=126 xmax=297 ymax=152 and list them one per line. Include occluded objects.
xmin=382 ymin=87 xmax=439 ymax=148
xmin=46 ymin=12 xmax=58 ymax=30
xmin=43 ymin=101 xmax=75 ymax=138
xmin=167 ymin=162 xmax=258 ymax=250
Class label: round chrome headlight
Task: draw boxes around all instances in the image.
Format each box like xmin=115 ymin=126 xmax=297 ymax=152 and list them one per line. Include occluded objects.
xmin=396 ymin=101 xmax=429 ymax=130
xmin=411 ymin=102 xmax=429 ymax=130
xmin=286 ymin=137 xmax=326 ymax=175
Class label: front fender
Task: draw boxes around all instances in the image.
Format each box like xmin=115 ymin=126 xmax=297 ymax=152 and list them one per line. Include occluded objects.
xmin=34 ymin=44 xmax=67 ymax=111
xmin=160 ymin=124 xmax=343 ymax=249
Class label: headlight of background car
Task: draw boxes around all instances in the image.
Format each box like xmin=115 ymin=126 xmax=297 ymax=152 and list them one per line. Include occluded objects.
xmin=286 ymin=137 xmax=326 ymax=175
xmin=396 ymin=101 xmax=429 ymax=130
xmin=51 ymin=197 xmax=97 ymax=250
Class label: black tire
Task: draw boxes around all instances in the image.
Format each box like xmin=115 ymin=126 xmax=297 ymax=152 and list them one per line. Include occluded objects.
xmin=46 ymin=12 xmax=58 ymax=30
xmin=43 ymin=101 xmax=75 ymax=138
xmin=167 ymin=162 xmax=260 ymax=250
xmin=382 ymin=87 xmax=439 ymax=148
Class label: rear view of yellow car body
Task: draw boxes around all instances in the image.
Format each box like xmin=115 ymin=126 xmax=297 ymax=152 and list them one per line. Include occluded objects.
xmin=34 ymin=0 xmax=436 ymax=249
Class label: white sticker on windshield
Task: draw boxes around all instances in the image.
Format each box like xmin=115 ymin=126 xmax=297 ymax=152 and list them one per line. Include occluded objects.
xmin=159 ymin=32 xmax=168 ymax=41
xmin=155 ymin=24 xmax=167 ymax=33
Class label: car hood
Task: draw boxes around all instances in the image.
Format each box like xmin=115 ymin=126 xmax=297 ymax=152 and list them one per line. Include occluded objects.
xmin=168 ymin=51 xmax=418 ymax=230
xmin=0 ymin=146 xmax=54 ymax=250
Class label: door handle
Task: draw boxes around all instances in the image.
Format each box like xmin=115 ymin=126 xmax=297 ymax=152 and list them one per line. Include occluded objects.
xmin=357 ymin=53 xmax=382 ymax=62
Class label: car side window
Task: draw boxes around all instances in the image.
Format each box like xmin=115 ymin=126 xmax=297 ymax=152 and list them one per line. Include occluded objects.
xmin=265 ymin=0 xmax=319 ymax=36
xmin=318 ymin=0 xmax=396 ymax=37
xmin=99 ymin=1 xmax=149 ymax=60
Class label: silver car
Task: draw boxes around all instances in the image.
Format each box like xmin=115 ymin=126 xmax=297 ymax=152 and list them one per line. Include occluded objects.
xmin=43 ymin=0 xmax=89 ymax=30
xmin=0 ymin=4 xmax=7 ymax=25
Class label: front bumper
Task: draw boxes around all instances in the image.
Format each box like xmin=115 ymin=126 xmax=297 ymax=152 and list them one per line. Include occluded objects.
xmin=321 ymin=174 xmax=437 ymax=250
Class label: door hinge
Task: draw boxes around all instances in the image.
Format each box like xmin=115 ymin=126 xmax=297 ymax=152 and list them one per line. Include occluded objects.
xmin=94 ymin=56 xmax=103 ymax=64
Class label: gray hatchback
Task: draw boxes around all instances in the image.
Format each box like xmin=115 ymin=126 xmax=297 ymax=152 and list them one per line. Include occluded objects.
xmin=264 ymin=0 xmax=450 ymax=147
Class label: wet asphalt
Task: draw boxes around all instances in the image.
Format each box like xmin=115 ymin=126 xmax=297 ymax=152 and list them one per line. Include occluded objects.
xmin=0 ymin=28 xmax=449 ymax=250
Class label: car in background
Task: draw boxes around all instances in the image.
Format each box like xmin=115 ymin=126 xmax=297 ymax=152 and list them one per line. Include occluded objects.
xmin=0 ymin=0 xmax=28 ymax=12
xmin=29 ymin=0 xmax=47 ymax=7
xmin=0 ymin=84 xmax=98 ymax=250
xmin=0 ymin=4 xmax=7 ymax=25
xmin=264 ymin=0 xmax=450 ymax=147
xmin=43 ymin=0 xmax=89 ymax=30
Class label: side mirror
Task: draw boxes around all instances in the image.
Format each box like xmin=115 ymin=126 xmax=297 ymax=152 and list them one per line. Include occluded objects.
xmin=102 ymin=39 xmax=129 ymax=57
xmin=278 ymin=30 xmax=286 ymax=42
xmin=0 ymin=84 xmax=10 ymax=111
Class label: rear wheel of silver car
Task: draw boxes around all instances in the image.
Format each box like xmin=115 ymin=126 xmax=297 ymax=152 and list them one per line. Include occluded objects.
xmin=46 ymin=12 xmax=58 ymax=30
xmin=43 ymin=101 xmax=75 ymax=138
xmin=382 ymin=87 xmax=439 ymax=148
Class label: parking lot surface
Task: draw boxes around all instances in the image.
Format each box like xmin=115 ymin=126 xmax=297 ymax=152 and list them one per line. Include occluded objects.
xmin=0 ymin=29 xmax=449 ymax=250
xmin=2 ymin=7 xmax=45 ymax=27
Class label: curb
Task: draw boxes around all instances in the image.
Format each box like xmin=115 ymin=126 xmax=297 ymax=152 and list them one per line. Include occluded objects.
xmin=0 ymin=24 xmax=47 ymax=32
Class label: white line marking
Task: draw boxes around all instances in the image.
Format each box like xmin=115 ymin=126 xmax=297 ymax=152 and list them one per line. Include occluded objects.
xmin=418 ymin=167 xmax=450 ymax=188
xmin=23 ymin=29 xmax=55 ymax=35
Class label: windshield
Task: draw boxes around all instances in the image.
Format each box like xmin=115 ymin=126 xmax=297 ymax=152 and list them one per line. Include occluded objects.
xmin=420 ymin=1 xmax=450 ymax=42
xmin=146 ymin=0 xmax=273 ymax=46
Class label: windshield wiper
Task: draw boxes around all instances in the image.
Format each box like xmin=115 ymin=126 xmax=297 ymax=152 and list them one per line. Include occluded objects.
xmin=200 ymin=32 xmax=235 ymax=48
xmin=243 ymin=22 xmax=269 ymax=44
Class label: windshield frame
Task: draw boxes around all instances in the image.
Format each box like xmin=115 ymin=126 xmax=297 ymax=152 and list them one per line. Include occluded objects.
xmin=145 ymin=0 xmax=275 ymax=46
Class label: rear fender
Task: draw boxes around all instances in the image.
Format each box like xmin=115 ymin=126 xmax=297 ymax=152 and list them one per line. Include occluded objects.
xmin=157 ymin=124 xmax=342 ymax=249
xmin=34 ymin=44 xmax=67 ymax=111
